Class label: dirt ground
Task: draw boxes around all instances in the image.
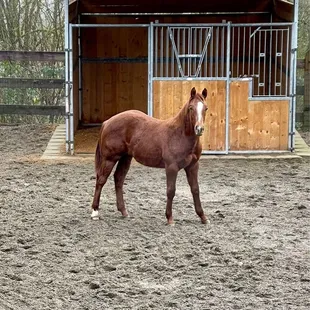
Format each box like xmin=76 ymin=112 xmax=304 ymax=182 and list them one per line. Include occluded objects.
xmin=0 ymin=124 xmax=309 ymax=310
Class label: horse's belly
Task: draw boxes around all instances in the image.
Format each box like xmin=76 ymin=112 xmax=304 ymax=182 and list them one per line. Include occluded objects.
xmin=131 ymin=144 xmax=165 ymax=168
xmin=134 ymin=156 xmax=165 ymax=168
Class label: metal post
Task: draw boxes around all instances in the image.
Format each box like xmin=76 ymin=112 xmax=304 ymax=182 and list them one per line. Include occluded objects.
xmin=289 ymin=0 xmax=299 ymax=151
xmin=64 ymin=0 xmax=70 ymax=153
xmin=148 ymin=23 xmax=154 ymax=117
xmin=69 ymin=23 xmax=74 ymax=155
xmin=78 ymin=14 xmax=82 ymax=122
xmin=225 ymin=22 xmax=231 ymax=154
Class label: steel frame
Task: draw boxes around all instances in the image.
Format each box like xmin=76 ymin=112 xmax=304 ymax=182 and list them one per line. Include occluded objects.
xmin=64 ymin=0 xmax=299 ymax=155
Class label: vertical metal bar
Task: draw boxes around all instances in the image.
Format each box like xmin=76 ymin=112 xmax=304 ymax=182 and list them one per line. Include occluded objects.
xmin=183 ymin=28 xmax=186 ymax=76
xmin=231 ymin=27 xmax=234 ymax=77
xmin=252 ymin=29 xmax=255 ymax=78
xmin=199 ymin=28 xmax=203 ymax=77
xmin=69 ymin=23 xmax=74 ymax=155
xmin=269 ymin=27 xmax=273 ymax=96
xmin=225 ymin=22 xmax=231 ymax=154
xmin=171 ymin=28 xmax=174 ymax=77
xmin=215 ymin=27 xmax=219 ymax=77
xmin=204 ymin=29 xmax=208 ymax=76
xmin=221 ymin=25 xmax=225 ymax=77
xmin=242 ymin=27 xmax=245 ymax=75
xmin=78 ymin=14 xmax=82 ymax=122
xmin=155 ymin=25 xmax=158 ymax=77
xmin=160 ymin=27 xmax=164 ymax=77
xmin=148 ymin=23 xmax=154 ymax=116
xmin=64 ymin=0 xmax=70 ymax=153
xmin=237 ymin=27 xmax=240 ymax=77
xmin=285 ymin=29 xmax=289 ymax=96
xmin=274 ymin=29 xmax=278 ymax=96
xmin=194 ymin=28 xmax=197 ymax=76
xmin=258 ymin=30 xmax=261 ymax=95
xmin=177 ymin=28 xmax=180 ymax=77
xmin=210 ymin=27 xmax=214 ymax=77
xmin=263 ymin=30 xmax=267 ymax=95
xmin=290 ymin=0 xmax=299 ymax=151
xmin=166 ymin=27 xmax=169 ymax=77
xmin=280 ymin=30 xmax=284 ymax=95
xmin=188 ymin=28 xmax=191 ymax=76
xmin=248 ymin=26 xmax=251 ymax=76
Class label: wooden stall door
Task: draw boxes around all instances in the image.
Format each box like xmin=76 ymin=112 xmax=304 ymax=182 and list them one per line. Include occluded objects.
xmin=229 ymin=80 xmax=289 ymax=150
xmin=153 ymin=80 xmax=226 ymax=151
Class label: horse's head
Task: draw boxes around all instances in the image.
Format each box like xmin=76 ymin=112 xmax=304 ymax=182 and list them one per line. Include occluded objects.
xmin=187 ymin=87 xmax=208 ymax=136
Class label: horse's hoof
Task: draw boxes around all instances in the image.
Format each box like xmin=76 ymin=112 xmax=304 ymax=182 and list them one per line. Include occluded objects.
xmin=91 ymin=210 xmax=99 ymax=220
xmin=201 ymin=217 xmax=210 ymax=225
xmin=167 ymin=220 xmax=175 ymax=226
xmin=121 ymin=210 xmax=129 ymax=217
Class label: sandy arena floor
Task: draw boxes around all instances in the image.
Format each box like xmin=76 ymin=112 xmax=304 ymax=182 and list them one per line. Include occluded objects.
xmin=0 ymin=124 xmax=309 ymax=310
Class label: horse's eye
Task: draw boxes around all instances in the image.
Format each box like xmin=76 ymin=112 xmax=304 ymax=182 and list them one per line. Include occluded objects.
xmin=188 ymin=106 xmax=193 ymax=111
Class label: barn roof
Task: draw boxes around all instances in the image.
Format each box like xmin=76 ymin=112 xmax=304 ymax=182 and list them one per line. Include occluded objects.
xmin=68 ymin=0 xmax=294 ymax=21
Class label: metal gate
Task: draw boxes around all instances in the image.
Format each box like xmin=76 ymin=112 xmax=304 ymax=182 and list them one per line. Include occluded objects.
xmin=148 ymin=22 xmax=297 ymax=154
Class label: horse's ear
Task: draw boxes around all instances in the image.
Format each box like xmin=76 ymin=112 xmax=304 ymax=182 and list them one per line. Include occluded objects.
xmin=190 ymin=87 xmax=196 ymax=98
xmin=202 ymin=88 xmax=208 ymax=99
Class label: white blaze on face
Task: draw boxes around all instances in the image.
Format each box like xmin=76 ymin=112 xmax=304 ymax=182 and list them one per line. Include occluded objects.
xmin=197 ymin=101 xmax=204 ymax=123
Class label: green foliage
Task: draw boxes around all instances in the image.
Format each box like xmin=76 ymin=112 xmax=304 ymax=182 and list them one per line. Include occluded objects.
xmin=297 ymin=0 xmax=310 ymax=58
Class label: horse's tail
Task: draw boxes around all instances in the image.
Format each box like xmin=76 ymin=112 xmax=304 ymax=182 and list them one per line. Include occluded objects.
xmin=95 ymin=123 xmax=105 ymax=175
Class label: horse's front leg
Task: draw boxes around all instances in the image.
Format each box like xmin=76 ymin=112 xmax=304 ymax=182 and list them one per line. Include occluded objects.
xmin=185 ymin=162 xmax=208 ymax=224
xmin=165 ymin=164 xmax=179 ymax=225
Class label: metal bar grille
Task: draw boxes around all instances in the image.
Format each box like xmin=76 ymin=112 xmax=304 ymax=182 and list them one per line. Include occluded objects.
xmin=231 ymin=25 xmax=291 ymax=97
xmin=152 ymin=24 xmax=291 ymax=97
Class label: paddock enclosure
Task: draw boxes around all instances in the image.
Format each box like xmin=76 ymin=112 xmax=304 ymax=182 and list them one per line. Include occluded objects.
xmin=1 ymin=125 xmax=310 ymax=309
xmin=65 ymin=0 xmax=299 ymax=154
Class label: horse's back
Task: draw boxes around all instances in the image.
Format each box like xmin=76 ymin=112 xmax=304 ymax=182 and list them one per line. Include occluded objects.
xmin=98 ymin=110 xmax=159 ymax=153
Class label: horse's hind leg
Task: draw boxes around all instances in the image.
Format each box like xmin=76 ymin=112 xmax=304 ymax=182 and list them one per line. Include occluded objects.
xmin=91 ymin=159 xmax=117 ymax=220
xmin=114 ymin=155 xmax=132 ymax=217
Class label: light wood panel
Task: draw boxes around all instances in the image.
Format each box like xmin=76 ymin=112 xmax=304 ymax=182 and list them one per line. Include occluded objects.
xmin=229 ymin=80 xmax=289 ymax=150
xmin=153 ymin=80 xmax=226 ymax=151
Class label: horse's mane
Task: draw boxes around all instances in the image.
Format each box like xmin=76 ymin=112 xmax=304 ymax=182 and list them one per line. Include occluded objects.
xmin=172 ymin=93 xmax=204 ymax=136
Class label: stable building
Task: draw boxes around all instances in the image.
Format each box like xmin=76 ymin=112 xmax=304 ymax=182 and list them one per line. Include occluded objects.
xmin=64 ymin=0 xmax=299 ymax=155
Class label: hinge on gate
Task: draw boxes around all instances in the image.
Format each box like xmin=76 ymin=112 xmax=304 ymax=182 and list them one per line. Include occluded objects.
xmin=289 ymin=131 xmax=295 ymax=136
xmin=290 ymin=147 xmax=295 ymax=152
xmin=291 ymin=48 xmax=297 ymax=53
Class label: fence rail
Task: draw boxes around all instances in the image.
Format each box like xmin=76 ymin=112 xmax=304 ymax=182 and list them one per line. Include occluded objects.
xmin=0 ymin=78 xmax=64 ymax=89
xmin=0 ymin=105 xmax=65 ymax=116
xmin=0 ymin=51 xmax=64 ymax=62
xmin=0 ymin=51 xmax=65 ymax=119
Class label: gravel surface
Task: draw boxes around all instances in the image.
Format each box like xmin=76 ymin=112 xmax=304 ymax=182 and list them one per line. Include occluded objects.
xmin=0 ymin=124 xmax=309 ymax=310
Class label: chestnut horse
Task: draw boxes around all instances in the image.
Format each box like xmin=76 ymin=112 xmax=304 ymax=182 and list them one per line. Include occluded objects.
xmin=91 ymin=87 xmax=208 ymax=224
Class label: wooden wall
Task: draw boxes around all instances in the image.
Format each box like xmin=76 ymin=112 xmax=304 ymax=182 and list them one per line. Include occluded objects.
xmin=229 ymin=80 xmax=289 ymax=150
xmin=153 ymin=80 xmax=226 ymax=151
xmin=153 ymin=80 xmax=290 ymax=151
xmin=81 ymin=24 xmax=148 ymax=124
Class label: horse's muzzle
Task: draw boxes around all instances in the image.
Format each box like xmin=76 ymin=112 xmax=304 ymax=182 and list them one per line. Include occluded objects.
xmin=195 ymin=125 xmax=204 ymax=136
